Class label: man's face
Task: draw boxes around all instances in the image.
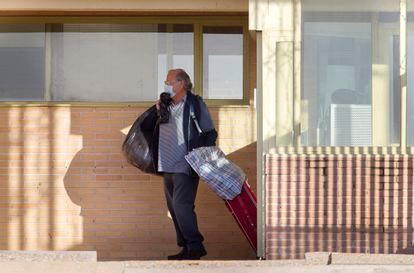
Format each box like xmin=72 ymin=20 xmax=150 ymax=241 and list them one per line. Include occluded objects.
xmin=165 ymin=72 xmax=185 ymax=96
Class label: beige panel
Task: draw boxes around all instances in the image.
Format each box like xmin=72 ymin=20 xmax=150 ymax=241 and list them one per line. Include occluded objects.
xmin=249 ymin=0 xmax=294 ymax=32
xmin=249 ymin=0 xmax=268 ymax=30
xmin=261 ymin=30 xmax=278 ymax=151
xmin=0 ymin=0 xmax=247 ymax=12
xmin=372 ymin=65 xmax=390 ymax=146
xmin=276 ymin=41 xmax=293 ymax=146
xmin=257 ymin=0 xmax=296 ymax=150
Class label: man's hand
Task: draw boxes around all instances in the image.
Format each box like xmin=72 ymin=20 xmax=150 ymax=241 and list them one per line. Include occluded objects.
xmin=156 ymin=99 xmax=160 ymax=110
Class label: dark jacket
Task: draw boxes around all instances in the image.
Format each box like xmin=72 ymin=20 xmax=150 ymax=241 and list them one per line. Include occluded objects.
xmin=139 ymin=91 xmax=218 ymax=175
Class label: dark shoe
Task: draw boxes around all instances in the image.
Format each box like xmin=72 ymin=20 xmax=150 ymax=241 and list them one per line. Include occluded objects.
xmin=167 ymin=248 xmax=187 ymax=260
xmin=182 ymin=248 xmax=207 ymax=260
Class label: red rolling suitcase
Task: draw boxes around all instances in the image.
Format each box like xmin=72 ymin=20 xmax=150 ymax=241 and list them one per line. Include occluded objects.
xmin=224 ymin=180 xmax=257 ymax=252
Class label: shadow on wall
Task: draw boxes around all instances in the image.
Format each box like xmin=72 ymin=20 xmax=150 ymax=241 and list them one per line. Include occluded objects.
xmin=0 ymin=107 xmax=85 ymax=252
xmin=63 ymin=107 xmax=257 ymax=261
xmin=63 ymin=107 xmax=173 ymax=260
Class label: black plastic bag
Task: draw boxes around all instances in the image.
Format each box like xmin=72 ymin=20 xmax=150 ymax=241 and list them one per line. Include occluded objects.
xmin=122 ymin=108 xmax=156 ymax=174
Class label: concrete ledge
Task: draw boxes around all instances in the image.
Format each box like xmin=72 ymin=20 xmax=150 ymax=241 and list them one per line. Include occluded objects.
xmin=330 ymin=253 xmax=414 ymax=265
xmin=305 ymin=252 xmax=332 ymax=265
xmin=0 ymin=262 xmax=122 ymax=273
xmin=124 ymin=260 xmax=307 ymax=270
xmin=0 ymin=251 xmax=97 ymax=262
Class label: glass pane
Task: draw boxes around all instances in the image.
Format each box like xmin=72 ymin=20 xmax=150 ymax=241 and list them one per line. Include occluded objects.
xmin=407 ymin=1 xmax=414 ymax=145
xmin=0 ymin=24 xmax=45 ymax=101
xmin=50 ymin=24 xmax=193 ymax=102
xmin=301 ymin=1 xmax=400 ymax=147
xmin=203 ymin=26 xmax=243 ymax=99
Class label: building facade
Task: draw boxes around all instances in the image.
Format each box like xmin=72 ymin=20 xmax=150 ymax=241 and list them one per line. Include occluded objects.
xmin=3 ymin=0 xmax=413 ymax=262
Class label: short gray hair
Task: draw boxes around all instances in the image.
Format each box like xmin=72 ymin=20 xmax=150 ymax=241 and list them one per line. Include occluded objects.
xmin=170 ymin=68 xmax=193 ymax=92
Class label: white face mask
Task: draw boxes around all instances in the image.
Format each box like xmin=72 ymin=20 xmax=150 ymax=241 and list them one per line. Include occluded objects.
xmin=164 ymin=84 xmax=176 ymax=97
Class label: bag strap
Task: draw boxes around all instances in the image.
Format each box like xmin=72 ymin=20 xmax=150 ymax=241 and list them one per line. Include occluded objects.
xmin=190 ymin=103 xmax=203 ymax=134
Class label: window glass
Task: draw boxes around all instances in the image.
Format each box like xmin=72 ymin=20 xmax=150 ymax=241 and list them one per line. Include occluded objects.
xmin=203 ymin=26 xmax=243 ymax=99
xmin=0 ymin=24 xmax=45 ymax=101
xmin=301 ymin=1 xmax=399 ymax=146
xmin=407 ymin=0 xmax=414 ymax=145
xmin=50 ymin=24 xmax=194 ymax=102
xmin=0 ymin=20 xmax=247 ymax=103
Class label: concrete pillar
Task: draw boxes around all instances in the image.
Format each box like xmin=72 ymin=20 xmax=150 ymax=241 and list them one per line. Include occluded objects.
xmin=250 ymin=0 xmax=299 ymax=258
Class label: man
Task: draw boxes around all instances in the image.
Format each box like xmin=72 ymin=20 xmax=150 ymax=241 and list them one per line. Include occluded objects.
xmin=141 ymin=69 xmax=217 ymax=260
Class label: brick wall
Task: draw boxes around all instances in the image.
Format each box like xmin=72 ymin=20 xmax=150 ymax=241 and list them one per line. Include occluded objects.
xmin=0 ymin=105 xmax=256 ymax=260
xmin=265 ymin=154 xmax=414 ymax=259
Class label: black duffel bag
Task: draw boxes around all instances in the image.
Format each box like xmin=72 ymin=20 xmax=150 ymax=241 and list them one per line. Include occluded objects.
xmin=122 ymin=108 xmax=157 ymax=174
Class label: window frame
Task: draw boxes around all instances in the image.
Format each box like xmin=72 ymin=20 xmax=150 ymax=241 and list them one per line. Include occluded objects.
xmin=0 ymin=16 xmax=249 ymax=107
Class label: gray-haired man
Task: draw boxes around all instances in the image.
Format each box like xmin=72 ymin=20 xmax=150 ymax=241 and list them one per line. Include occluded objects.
xmin=142 ymin=69 xmax=217 ymax=260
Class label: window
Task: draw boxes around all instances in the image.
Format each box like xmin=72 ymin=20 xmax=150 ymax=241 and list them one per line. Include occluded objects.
xmin=301 ymin=0 xmax=400 ymax=147
xmin=0 ymin=24 xmax=45 ymax=101
xmin=0 ymin=17 xmax=247 ymax=103
xmin=202 ymin=26 xmax=244 ymax=99
xmin=51 ymin=24 xmax=193 ymax=102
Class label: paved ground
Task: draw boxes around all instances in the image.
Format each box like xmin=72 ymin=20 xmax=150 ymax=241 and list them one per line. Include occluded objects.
xmin=3 ymin=261 xmax=414 ymax=273
xmin=2 ymin=251 xmax=414 ymax=273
